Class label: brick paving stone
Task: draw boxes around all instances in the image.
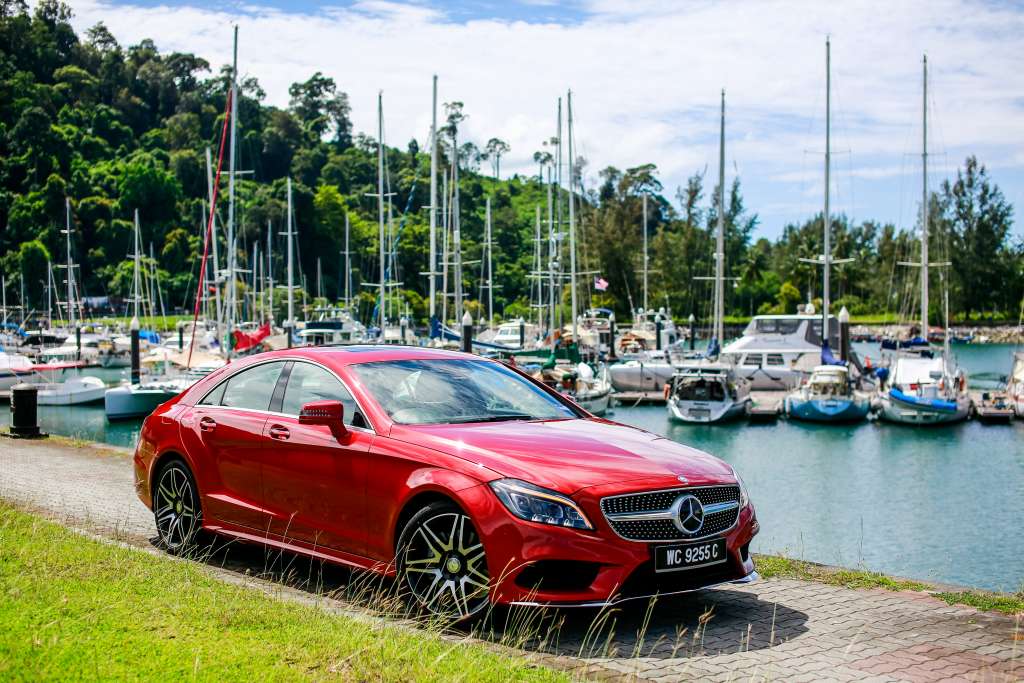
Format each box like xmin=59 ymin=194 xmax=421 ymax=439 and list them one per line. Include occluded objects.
xmin=1 ymin=437 xmax=1021 ymax=683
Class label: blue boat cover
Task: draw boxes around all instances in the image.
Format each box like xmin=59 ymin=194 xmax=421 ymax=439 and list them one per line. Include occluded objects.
xmin=139 ymin=329 xmax=161 ymax=344
xmin=890 ymin=387 xmax=957 ymax=413
xmin=820 ymin=341 xmax=846 ymax=366
xmin=704 ymin=337 xmax=720 ymax=360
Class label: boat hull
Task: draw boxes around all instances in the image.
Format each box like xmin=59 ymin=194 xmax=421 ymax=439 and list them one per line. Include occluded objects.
xmin=786 ymin=396 xmax=870 ymax=423
xmin=35 ymin=377 xmax=107 ymax=406
xmin=667 ymin=397 xmax=749 ymax=424
xmin=609 ymin=361 xmax=675 ymax=393
xmin=105 ymin=384 xmax=185 ymax=420
xmin=577 ymin=388 xmax=611 ymax=416
xmin=876 ymin=391 xmax=970 ymax=425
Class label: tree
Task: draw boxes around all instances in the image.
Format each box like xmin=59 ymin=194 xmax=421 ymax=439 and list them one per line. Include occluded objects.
xmin=287 ymin=72 xmax=351 ymax=146
xmin=942 ymin=156 xmax=1015 ymax=315
xmin=484 ymin=137 xmax=510 ymax=179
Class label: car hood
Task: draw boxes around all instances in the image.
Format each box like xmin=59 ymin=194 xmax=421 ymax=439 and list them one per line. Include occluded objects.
xmin=388 ymin=418 xmax=735 ymax=494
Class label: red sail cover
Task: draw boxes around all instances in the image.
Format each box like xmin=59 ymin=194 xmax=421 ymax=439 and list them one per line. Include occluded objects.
xmin=232 ymin=322 xmax=271 ymax=352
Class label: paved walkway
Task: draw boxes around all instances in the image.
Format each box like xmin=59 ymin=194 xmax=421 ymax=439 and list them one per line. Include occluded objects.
xmin=0 ymin=438 xmax=1019 ymax=682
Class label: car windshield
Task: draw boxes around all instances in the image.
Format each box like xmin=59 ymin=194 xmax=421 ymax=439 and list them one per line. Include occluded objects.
xmin=351 ymin=359 xmax=579 ymax=425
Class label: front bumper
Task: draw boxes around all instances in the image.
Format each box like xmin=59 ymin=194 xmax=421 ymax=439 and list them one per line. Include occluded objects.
xmin=461 ymin=480 xmax=760 ymax=607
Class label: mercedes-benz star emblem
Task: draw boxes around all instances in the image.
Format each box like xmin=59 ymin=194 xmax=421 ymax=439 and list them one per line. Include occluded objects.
xmin=672 ymin=494 xmax=705 ymax=535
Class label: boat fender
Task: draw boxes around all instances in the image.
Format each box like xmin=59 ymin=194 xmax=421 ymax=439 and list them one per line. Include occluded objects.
xmin=959 ymin=375 xmax=966 ymax=392
xmin=575 ymin=362 xmax=594 ymax=382
xmin=663 ymin=383 xmax=671 ymax=400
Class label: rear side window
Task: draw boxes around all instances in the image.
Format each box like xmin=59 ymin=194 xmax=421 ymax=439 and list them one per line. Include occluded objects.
xmin=281 ymin=362 xmax=358 ymax=425
xmin=213 ymin=362 xmax=286 ymax=411
xmin=198 ymin=381 xmax=226 ymax=406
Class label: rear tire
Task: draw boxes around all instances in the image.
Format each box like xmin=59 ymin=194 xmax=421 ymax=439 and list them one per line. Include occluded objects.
xmin=153 ymin=459 xmax=203 ymax=555
xmin=396 ymin=501 xmax=491 ymax=622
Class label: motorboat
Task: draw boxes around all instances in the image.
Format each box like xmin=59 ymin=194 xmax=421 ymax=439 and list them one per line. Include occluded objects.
xmin=37 ymin=334 xmax=102 ymax=365
xmin=104 ymin=377 xmax=194 ymax=420
xmin=785 ymin=364 xmax=870 ymax=423
xmin=532 ymin=360 xmax=611 ymax=416
xmin=477 ymin=320 xmax=541 ymax=350
xmin=0 ymin=349 xmax=34 ymax=391
xmin=608 ymin=343 xmax=704 ymax=395
xmin=297 ymin=307 xmax=368 ymax=346
xmin=666 ymin=364 xmax=750 ymax=423
xmin=33 ymin=374 xmax=107 ymax=405
xmin=720 ymin=313 xmax=839 ymax=390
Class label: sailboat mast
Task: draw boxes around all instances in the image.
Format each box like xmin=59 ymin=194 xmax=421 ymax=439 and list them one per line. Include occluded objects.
xmin=266 ymin=220 xmax=273 ymax=322
xmin=286 ymin=178 xmax=294 ymax=332
xmin=823 ymin=37 xmax=832 ymax=343
xmin=377 ymin=93 xmax=387 ymax=334
xmin=485 ymin=196 xmax=493 ymax=328
xmin=343 ymin=213 xmax=350 ymax=309
xmin=132 ymin=209 xmax=141 ymax=322
xmin=534 ymin=204 xmax=542 ymax=330
xmin=546 ymin=182 xmax=555 ymax=341
xmin=205 ymin=147 xmax=223 ymax=334
xmin=452 ymin=117 xmax=463 ymax=326
xmin=921 ymin=54 xmax=929 ymax=336
xmin=642 ymin=193 xmax=648 ymax=314
xmin=428 ymin=75 xmax=438 ymax=319
xmin=65 ymin=197 xmax=74 ymax=329
xmin=715 ymin=90 xmax=726 ymax=344
xmin=226 ymin=26 xmax=239 ymax=350
xmin=567 ymin=90 xmax=578 ymax=342
xmin=555 ymin=98 xmax=563 ymax=331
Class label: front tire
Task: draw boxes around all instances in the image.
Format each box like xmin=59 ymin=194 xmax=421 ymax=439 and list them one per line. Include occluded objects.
xmin=396 ymin=501 xmax=491 ymax=622
xmin=153 ymin=459 xmax=203 ymax=554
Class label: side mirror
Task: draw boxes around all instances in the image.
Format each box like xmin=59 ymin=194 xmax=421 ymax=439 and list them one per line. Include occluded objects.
xmin=299 ymin=400 xmax=347 ymax=440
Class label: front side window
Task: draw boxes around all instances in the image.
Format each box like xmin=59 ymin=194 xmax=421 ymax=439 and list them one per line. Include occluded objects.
xmin=351 ymin=359 xmax=578 ymax=425
xmin=218 ymin=362 xmax=285 ymax=411
xmin=281 ymin=362 xmax=358 ymax=425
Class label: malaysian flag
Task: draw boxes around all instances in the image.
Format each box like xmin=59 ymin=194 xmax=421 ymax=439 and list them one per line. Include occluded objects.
xmin=593 ymin=275 xmax=609 ymax=291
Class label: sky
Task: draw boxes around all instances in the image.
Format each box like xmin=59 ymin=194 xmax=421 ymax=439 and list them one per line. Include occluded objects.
xmin=67 ymin=0 xmax=1024 ymax=239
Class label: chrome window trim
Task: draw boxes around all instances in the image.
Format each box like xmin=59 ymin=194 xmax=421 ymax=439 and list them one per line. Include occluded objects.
xmin=194 ymin=356 xmax=377 ymax=435
xmin=599 ymin=484 xmax=743 ymax=543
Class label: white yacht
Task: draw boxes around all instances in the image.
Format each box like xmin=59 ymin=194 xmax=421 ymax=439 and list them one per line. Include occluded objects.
xmin=34 ymin=374 xmax=107 ymax=405
xmin=479 ymin=320 xmax=541 ymax=349
xmin=0 ymin=349 xmax=34 ymax=391
xmin=720 ymin=313 xmax=838 ymax=390
xmin=297 ymin=306 xmax=368 ymax=346
xmin=37 ymin=334 xmax=102 ymax=365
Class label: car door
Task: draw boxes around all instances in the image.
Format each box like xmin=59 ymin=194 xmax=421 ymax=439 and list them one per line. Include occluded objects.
xmin=186 ymin=361 xmax=286 ymax=532
xmin=261 ymin=361 xmax=374 ymax=556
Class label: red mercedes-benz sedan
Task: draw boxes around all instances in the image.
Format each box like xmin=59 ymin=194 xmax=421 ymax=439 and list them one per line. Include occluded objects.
xmin=134 ymin=346 xmax=758 ymax=620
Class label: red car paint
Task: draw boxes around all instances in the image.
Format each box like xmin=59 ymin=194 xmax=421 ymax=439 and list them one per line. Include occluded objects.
xmin=135 ymin=346 xmax=758 ymax=606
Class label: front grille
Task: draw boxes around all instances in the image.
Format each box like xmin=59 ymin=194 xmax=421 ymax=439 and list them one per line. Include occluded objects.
xmin=600 ymin=485 xmax=741 ymax=542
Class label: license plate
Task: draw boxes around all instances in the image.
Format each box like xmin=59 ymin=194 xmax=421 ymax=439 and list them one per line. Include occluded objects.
xmin=688 ymin=408 xmax=710 ymax=418
xmin=654 ymin=539 xmax=728 ymax=573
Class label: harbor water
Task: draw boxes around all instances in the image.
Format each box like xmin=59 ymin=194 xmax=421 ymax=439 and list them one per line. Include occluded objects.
xmin=2 ymin=344 xmax=1021 ymax=592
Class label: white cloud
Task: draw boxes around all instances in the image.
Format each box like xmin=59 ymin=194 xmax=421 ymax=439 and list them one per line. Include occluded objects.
xmin=67 ymin=0 xmax=1024 ymax=234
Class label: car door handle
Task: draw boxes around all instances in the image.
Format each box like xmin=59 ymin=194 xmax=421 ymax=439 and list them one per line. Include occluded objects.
xmin=199 ymin=416 xmax=217 ymax=432
xmin=268 ymin=424 xmax=290 ymax=441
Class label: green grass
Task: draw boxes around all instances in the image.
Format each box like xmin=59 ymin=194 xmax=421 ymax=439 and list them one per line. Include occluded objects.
xmin=0 ymin=503 xmax=567 ymax=682
xmin=755 ymin=554 xmax=1023 ymax=616
xmin=87 ymin=314 xmax=193 ymax=332
xmin=934 ymin=591 xmax=1024 ymax=616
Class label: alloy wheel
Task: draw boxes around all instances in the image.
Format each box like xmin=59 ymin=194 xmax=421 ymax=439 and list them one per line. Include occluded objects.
xmin=399 ymin=508 xmax=490 ymax=621
xmin=153 ymin=461 xmax=201 ymax=552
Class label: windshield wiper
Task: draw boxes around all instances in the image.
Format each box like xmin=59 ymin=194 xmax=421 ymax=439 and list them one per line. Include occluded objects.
xmin=446 ymin=413 xmax=535 ymax=424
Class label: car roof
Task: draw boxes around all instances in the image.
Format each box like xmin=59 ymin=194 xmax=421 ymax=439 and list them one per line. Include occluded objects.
xmin=249 ymin=344 xmax=480 ymax=368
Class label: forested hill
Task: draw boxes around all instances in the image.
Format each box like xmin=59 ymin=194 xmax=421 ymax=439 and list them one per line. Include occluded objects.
xmin=1 ymin=2 xmax=1020 ymax=326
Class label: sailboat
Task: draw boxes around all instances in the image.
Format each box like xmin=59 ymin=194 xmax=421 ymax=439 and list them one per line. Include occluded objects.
xmin=667 ymin=90 xmax=751 ymax=424
xmin=785 ymin=39 xmax=870 ymax=424
xmin=875 ymin=55 xmax=970 ymax=425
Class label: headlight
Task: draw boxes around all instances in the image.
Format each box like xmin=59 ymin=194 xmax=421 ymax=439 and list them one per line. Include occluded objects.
xmin=489 ymin=479 xmax=593 ymax=530
xmin=735 ymin=469 xmax=751 ymax=508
